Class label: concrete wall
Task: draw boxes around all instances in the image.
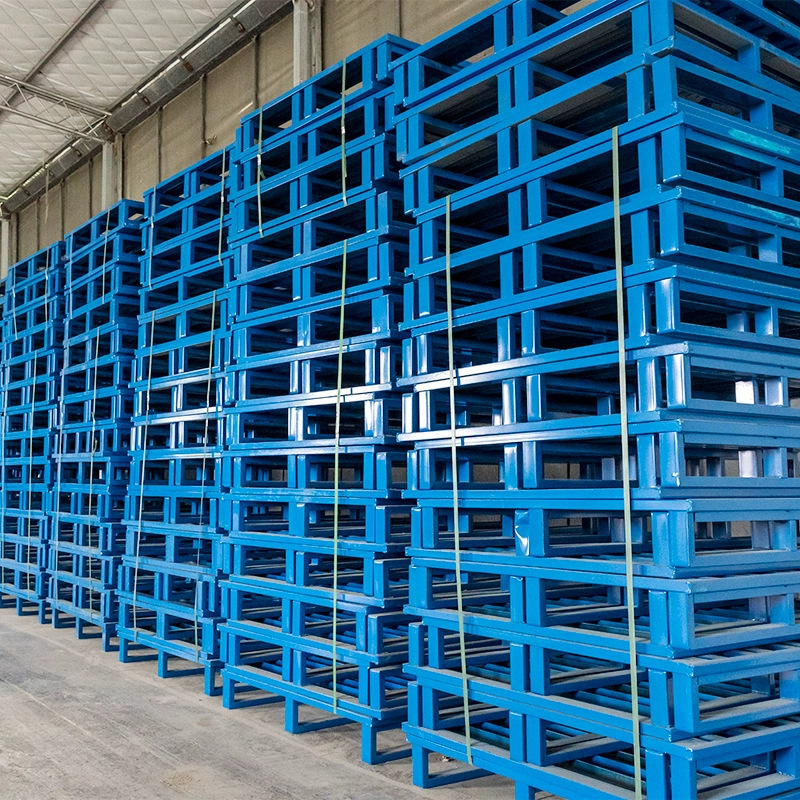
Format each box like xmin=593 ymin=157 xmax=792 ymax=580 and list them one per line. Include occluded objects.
xmin=12 ymin=0 xmax=495 ymax=263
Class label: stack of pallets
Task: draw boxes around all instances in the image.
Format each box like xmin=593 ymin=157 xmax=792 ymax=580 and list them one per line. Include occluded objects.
xmin=118 ymin=148 xmax=232 ymax=695
xmin=50 ymin=201 xmax=142 ymax=649
xmin=0 ymin=243 xmax=65 ymax=622
xmin=219 ymin=35 xmax=418 ymax=763
xmin=393 ymin=0 xmax=800 ymax=798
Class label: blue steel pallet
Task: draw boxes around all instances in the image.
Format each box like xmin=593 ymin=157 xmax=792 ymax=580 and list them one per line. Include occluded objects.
xmin=63 ymin=328 xmax=137 ymax=373
xmin=410 ymin=495 xmax=800 ymax=577
xmin=222 ymin=447 xmax=407 ymax=491
xmin=221 ymin=539 xmax=409 ymax=608
xmin=65 ymin=199 xmax=144 ymax=264
xmin=49 ymin=583 xmax=117 ymax=650
xmin=222 ymin=496 xmax=411 ymax=552
xmin=66 ymin=289 xmax=140 ymax=340
xmin=405 ymin=703 xmax=800 ymax=800
xmin=0 ymin=521 xmax=49 ymax=623
xmin=231 ymin=122 xmax=399 ymax=243
xmin=67 ymin=233 xmax=141 ymax=286
xmin=62 ymin=352 xmax=135 ymax=394
xmin=406 ymin=553 xmax=800 ymax=659
xmin=221 ymin=577 xmax=411 ymax=764
xmin=400 ymin=257 xmax=800 ymax=393
xmin=58 ymin=425 xmax=131 ymax=458
xmin=3 ymin=242 xmax=65 ymax=316
xmin=125 ymin=452 xmax=225 ymax=529
xmin=233 ymin=34 xmax=413 ymax=187
xmin=143 ymin=146 xmax=232 ymax=251
xmin=133 ymin=290 xmax=233 ymax=379
xmin=116 ymin=556 xmax=223 ymax=695
xmin=393 ymin=0 xmax=800 ymax=177
xmin=48 ymin=536 xmax=120 ymax=651
xmin=121 ymin=521 xmax=224 ymax=570
xmin=407 ymin=626 xmax=800 ymax=742
xmin=60 ymin=381 xmax=134 ymax=429
xmin=230 ymin=184 xmax=410 ymax=255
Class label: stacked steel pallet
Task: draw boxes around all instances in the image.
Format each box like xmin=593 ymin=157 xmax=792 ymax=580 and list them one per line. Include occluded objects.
xmin=394 ymin=0 xmax=800 ymax=798
xmin=50 ymin=201 xmax=142 ymax=649
xmin=118 ymin=148 xmax=232 ymax=695
xmin=219 ymin=35 xmax=417 ymax=762
xmin=0 ymin=242 xmax=65 ymax=622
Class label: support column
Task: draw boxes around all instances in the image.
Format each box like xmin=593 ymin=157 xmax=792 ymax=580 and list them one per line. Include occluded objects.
xmin=101 ymin=137 xmax=123 ymax=209
xmin=1 ymin=216 xmax=10 ymax=281
xmin=293 ymin=0 xmax=322 ymax=86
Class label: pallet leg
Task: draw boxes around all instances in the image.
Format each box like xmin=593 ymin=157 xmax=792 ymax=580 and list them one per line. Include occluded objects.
xmin=285 ymin=698 xmax=300 ymax=735
xmin=412 ymin=743 xmax=431 ymax=788
xmin=361 ymin=725 xmax=411 ymax=766
xmin=222 ymin=675 xmax=236 ymax=709
xmin=204 ymin=664 xmax=221 ymax=697
xmin=157 ymin=650 xmax=169 ymax=679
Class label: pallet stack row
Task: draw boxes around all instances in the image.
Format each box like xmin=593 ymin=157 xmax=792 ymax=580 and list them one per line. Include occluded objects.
xmin=393 ymin=0 xmax=800 ymax=798
xmin=48 ymin=202 xmax=143 ymax=649
xmin=0 ymin=243 xmax=65 ymax=622
xmin=117 ymin=147 xmax=233 ymax=695
xmin=1 ymin=2 xmax=800 ymax=798
xmin=218 ymin=35 xmax=418 ymax=763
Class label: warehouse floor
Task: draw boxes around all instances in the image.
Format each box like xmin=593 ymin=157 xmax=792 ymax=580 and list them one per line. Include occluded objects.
xmin=0 ymin=612 xmax=536 ymax=800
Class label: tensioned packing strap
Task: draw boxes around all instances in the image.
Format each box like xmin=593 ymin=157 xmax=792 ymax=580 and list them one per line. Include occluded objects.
xmin=340 ymin=56 xmax=348 ymax=207
xmin=84 ymin=207 xmax=114 ymax=617
xmin=190 ymin=150 xmax=227 ymax=655
xmin=611 ymin=126 xmax=643 ymax=800
xmin=26 ymin=245 xmax=50 ymax=594
xmin=132 ymin=198 xmax=159 ymax=641
xmin=444 ymin=195 xmax=473 ymax=764
xmin=51 ymin=281 xmax=69 ymax=617
xmin=131 ymin=311 xmax=155 ymax=640
xmin=331 ymin=56 xmax=350 ymax=713
xmin=193 ymin=289 xmax=217 ymax=659
xmin=257 ymin=107 xmax=265 ymax=238
xmin=331 ymin=238 xmax=347 ymax=713
xmin=2 ymin=262 xmax=23 ymax=590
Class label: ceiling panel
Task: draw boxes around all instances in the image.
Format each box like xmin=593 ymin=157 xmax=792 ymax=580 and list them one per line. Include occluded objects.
xmin=0 ymin=0 xmax=245 ymax=199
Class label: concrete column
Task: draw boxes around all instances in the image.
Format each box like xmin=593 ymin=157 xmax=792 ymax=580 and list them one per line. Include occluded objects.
xmin=293 ymin=0 xmax=322 ymax=86
xmin=1 ymin=216 xmax=10 ymax=281
xmin=101 ymin=140 xmax=116 ymax=209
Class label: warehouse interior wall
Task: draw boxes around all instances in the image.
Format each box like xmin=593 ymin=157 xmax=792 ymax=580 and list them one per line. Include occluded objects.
xmin=11 ymin=0 xmax=496 ymax=263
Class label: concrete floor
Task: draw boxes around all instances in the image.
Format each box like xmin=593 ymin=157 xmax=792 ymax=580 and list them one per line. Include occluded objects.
xmin=0 ymin=611 xmax=522 ymax=800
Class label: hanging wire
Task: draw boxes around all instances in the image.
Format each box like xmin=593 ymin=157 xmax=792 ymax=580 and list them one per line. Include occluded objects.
xmin=331 ymin=56 xmax=349 ymax=713
xmin=51 ymin=239 xmax=74 ymax=616
xmin=257 ymin=106 xmax=265 ymax=239
xmin=84 ymin=206 xmax=114 ymax=618
xmin=192 ymin=290 xmax=218 ymax=660
xmin=26 ymin=245 xmax=50 ymax=597
xmin=132 ymin=196 xmax=158 ymax=642
xmin=444 ymin=195 xmax=473 ymax=764
xmin=612 ymin=126 xmax=644 ymax=800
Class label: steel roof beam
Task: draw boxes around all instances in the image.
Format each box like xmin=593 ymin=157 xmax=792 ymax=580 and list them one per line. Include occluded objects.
xmin=3 ymin=0 xmax=291 ymax=214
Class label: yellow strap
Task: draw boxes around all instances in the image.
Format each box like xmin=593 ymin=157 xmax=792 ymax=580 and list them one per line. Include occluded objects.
xmin=331 ymin=239 xmax=347 ymax=712
xmin=331 ymin=55 xmax=351 ymax=713
xmin=84 ymin=207 xmax=113 ymax=616
xmin=340 ymin=58 xmax=348 ymax=206
xmin=612 ymin=126 xmax=644 ymax=799
xmin=257 ymin=108 xmax=265 ymax=238
xmin=194 ymin=290 xmax=217 ymax=660
xmin=444 ymin=195 xmax=473 ymax=763
xmin=26 ymin=245 xmax=49 ymax=595
xmin=132 ymin=314 xmax=155 ymax=641
xmin=218 ymin=149 xmax=227 ymax=268
xmin=132 ymin=205 xmax=158 ymax=641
